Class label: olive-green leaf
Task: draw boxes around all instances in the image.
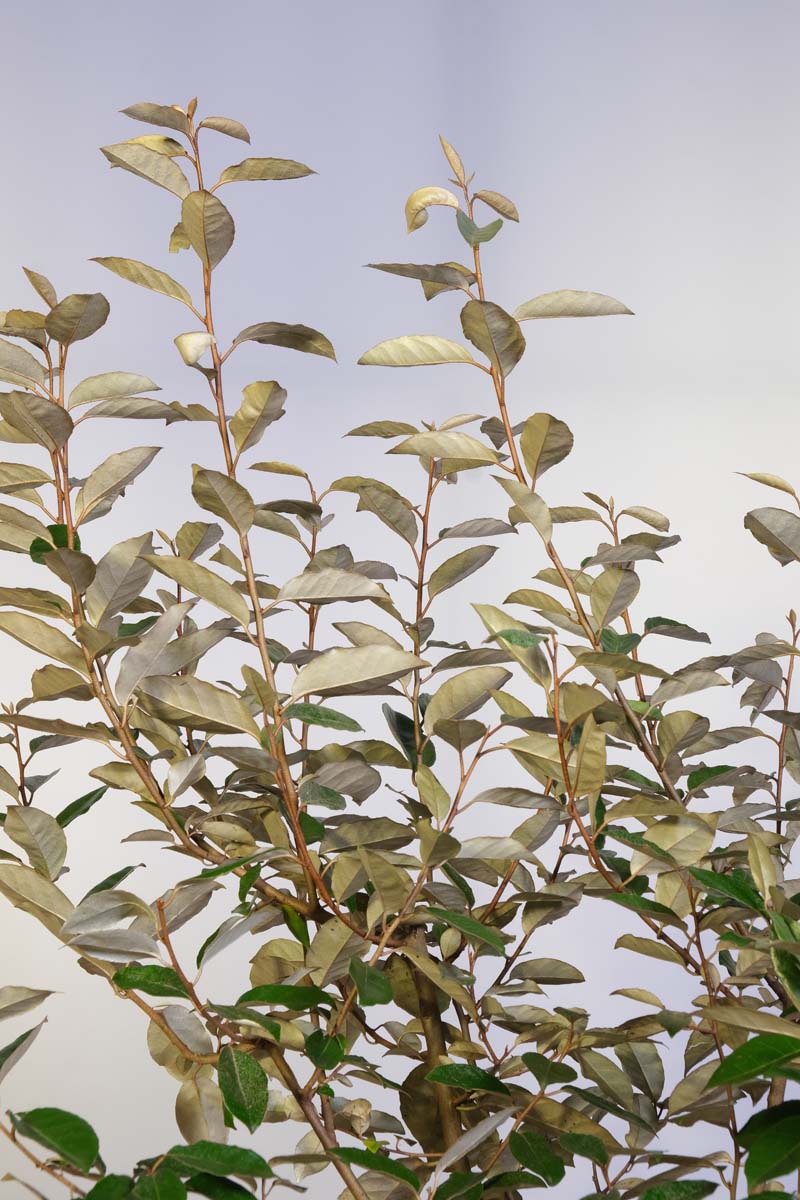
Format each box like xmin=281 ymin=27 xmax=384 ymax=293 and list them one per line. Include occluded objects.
xmin=136 ymin=675 xmax=259 ymax=737
xmin=74 ymin=447 xmax=161 ymax=522
xmin=519 ymin=413 xmax=574 ymax=483
xmin=514 ymin=289 xmax=634 ymax=320
xmin=0 ymin=1021 xmax=46 ymax=1087
xmin=192 ymin=467 xmax=254 ymax=534
xmin=91 ymin=258 xmax=193 ymax=308
xmin=0 ymin=987 xmax=52 ymax=1022
xmin=389 ymin=430 xmax=498 ymax=463
xmin=68 ymin=372 xmax=160 ymax=409
xmin=143 ymin=554 xmax=250 ymax=626
xmin=0 ymin=338 xmax=46 ymax=389
xmin=4 ymin=808 xmax=67 ymax=881
xmin=232 ymin=322 xmax=335 ymax=360
xmin=290 ymin=646 xmax=426 ymax=699
xmin=460 ymin=300 xmax=526 ymax=376
xmin=181 ymin=191 xmax=235 ymax=270
xmin=198 ymin=116 xmax=251 ymax=142
xmin=112 ymin=965 xmax=189 ymax=999
xmin=358 ymin=335 xmax=475 ymax=368
xmin=474 ymin=189 xmax=520 ymax=221
xmin=217 ymin=1046 xmax=268 ymax=1133
xmin=0 ymin=393 xmax=73 ymax=451
xmin=121 ymin=102 xmax=190 ymax=134
xmin=428 ymin=545 xmax=497 ymax=599
xmin=45 ymin=293 xmax=109 ymax=344
xmin=426 ymin=1063 xmax=509 ymax=1095
xmin=218 ymin=158 xmax=315 ymax=185
xmin=744 ymin=507 xmax=800 ymax=565
xmin=424 ymin=665 xmax=511 ymax=734
xmin=10 ymin=1108 xmax=99 ymax=1171
xmin=230 ymin=381 xmax=286 ymax=455
xmin=101 ymin=141 xmax=191 ymax=198
xmin=0 ymin=865 xmax=73 ymax=936
xmin=0 ymin=611 xmax=86 ymax=673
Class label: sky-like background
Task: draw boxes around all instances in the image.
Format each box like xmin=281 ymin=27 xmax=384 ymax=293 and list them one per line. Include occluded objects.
xmin=3 ymin=1 xmax=800 ymax=1195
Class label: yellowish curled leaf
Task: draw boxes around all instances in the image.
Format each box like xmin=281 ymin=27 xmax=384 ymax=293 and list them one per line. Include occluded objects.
xmin=404 ymin=186 xmax=459 ymax=233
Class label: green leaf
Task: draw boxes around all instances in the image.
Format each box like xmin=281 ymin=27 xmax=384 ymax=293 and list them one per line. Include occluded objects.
xmin=455 ymin=209 xmax=503 ymax=246
xmin=85 ymin=1178 xmax=133 ymax=1199
xmin=426 ymin=1064 xmax=509 ymax=1095
xmin=514 ymin=289 xmax=633 ymax=320
xmin=10 ymin=1107 xmax=99 ymax=1171
xmin=191 ymin=467 xmax=254 ymax=534
xmin=143 ymin=554 xmax=250 ymax=627
xmin=509 ymin=1130 xmax=565 ymax=1185
xmin=687 ymin=764 xmax=735 ymax=790
xmin=218 ymin=158 xmax=315 ymax=185
xmin=424 ymin=665 xmax=511 ymax=734
xmin=600 ymin=628 xmax=641 ymax=654
xmin=217 ymin=1046 xmax=268 ymax=1133
xmin=237 ymin=984 xmax=334 ymax=1009
xmin=0 ymin=1022 xmax=45 ymax=1086
xmin=164 ymin=1142 xmax=271 ymax=1178
xmin=230 ymin=381 xmax=286 ymax=455
xmin=56 ymin=786 xmax=108 ymax=828
xmin=45 ymin=293 xmax=109 ymax=344
xmin=91 ymin=258 xmax=193 ymax=308
xmin=428 ymin=545 xmax=497 ymax=599
xmin=305 ymin=1030 xmax=345 ymax=1069
xmin=460 ymin=300 xmax=525 ymax=375
xmin=121 ymin=102 xmax=190 ymax=134
xmin=182 ymin=191 xmax=235 ymax=270
xmin=521 ymin=1051 xmax=578 ymax=1087
xmin=136 ymin=675 xmax=259 ymax=738
xmin=184 ymin=1176 xmax=253 ymax=1200
xmin=358 ymin=334 xmax=475 ymax=368
xmin=426 ymin=908 xmax=505 ymax=954
xmin=131 ymin=1171 xmax=186 ymax=1200
xmin=331 ymin=1147 xmax=420 ymax=1191
xmin=349 ymin=956 xmax=392 ymax=1006
xmin=560 ymin=1132 xmax=608 ymax=1165
xmin=710 ymin=1034 xmax=800 ymax=1086
xmin=688 ymin=867 xmax=766 ymax=913
xmin=290 ymin=645 xmax=425 ymax=699
xmin=75 ymin=446 xmax=161 ymax=523
xmin=113 ymin=965 xmax=190 ymax=999
xmin=641 ymin=1185 xmax=717 ymax=1200
xmin=604 ymin=892 xmax=683 ymax=926
xmin=283 ymin=702 xmax=363 ymax=732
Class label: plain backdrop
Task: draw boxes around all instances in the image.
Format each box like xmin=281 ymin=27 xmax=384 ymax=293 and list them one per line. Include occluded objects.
xmin=2 ymin=1 xmax=800 ymax=1196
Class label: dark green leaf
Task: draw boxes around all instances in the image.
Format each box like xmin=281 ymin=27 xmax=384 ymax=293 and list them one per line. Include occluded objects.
xmin=509 ymin=1130 xmax=565 ymax=1185
xmin=237 ymin=983 xmax=333 ymax=1009
xmin=283 ymin=702 xmax=363 ymax=732
xmin=331 ymin=1147 xmax=420 ymax=1190
xmin=456 ymin=209 xmax=503 ymax=246
xmin=113 ymin=966 xmax=190 ymax=1000
xmin=349 ymin=956 xmax=392 ymax=1006
xmin=687 ymin=765 xmax=735 ymax=791
xmin=426 ymin=907 xmax=505 ymax=954
xmin=131 ymin=1171 xmax=186 ymax=1200
xmin=10 ymin=1107 xmax=99 ymax=1171
xmin=521 ymin=1051 xmax=578 ymax=1087
xmin=185 ymin=1175 xmax=254 ymax=1200
xmin=305 ymin=1030 xmax=345 ymax=1070
xmin=689 ymin=867 xmax=766 ymax=913
xmin=85 ymin=1178 xmax=132 ymax=1199
xmin=641 ymin=1185 xmax=718 ymax=1200
xmin=217 ymin=1047 xmax=268 ymax=1133
xmin=56 ymin=785 xmax=108 ymax=828
xmin=426 ymin=1064 xmax=509 ymax=1095
xmin=164 ymin=1142 xmax=271 ymax=1178
xmin=560 ymin=1132 xmax=608 ymax=1165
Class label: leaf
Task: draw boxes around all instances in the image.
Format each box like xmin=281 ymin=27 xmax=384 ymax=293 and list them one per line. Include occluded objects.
xmin=101 ymin=141 xmax=191 ymax=197
xmin=23 ymin=268 xmax=57 ymax=309
xmin=460 ymin=300 xmax=526 ymax=375
xmin=426 ymin=907 xmax=505 ymax=954
xmin=0 ymin=611 xmax=86 ymax=673
xmin=741 ymin=1106 xmax=800 ymax=1186
xmin=367 ymin=262 xmax=474 ymax=288
xmin=514 ymin=289 xmax=634 ymax=320
xmin=217 ymin=1047 xmax=268 ymax=1133
xmin=4 ymin=807 xmax=67 ymax=880
xmin=509 ymin=1131 xmax=565 ymax=1185
xmin=136 ymin=675 xmax=259 ymax=737
xmin=230 ymin=381 xmax=286 ymax=454
xmin=218 ymin=158 xmax=315 ymax=184
xmin=45 ymin=293 xmax=109 ymax=344
xmin=349 ymin=956 xmax=392 ymax=1006
xmin=424 ymin=665 xmax=511 ymax=733
xmin=84 ymin=1176 xmax=133 ymax=1198
xmin=358 ymin=335 xmax=475 ymax=368
xmin=198 ymin=116 xmax=251 ymax=142
xmin=112 ymin=965 xmax=189 ymax=999
xmin=405 ymin=186 xmax=459 ymax=232
xmin=0 ymin=864 xmax=73 ymax=935
xmin=455 ymin=210 xmax=503 ymax=246
xmin=192 ymin=467 xmax=253 ymax=534
xmin=232 ymin=322 xmax=335 ymax=360
xmin=181 ymin=191 xmax=235 ymax=270
xmin=331 ymin=1148 xmax=420 ymax=1192
xmin=739 ymin=471 xmax=797 ymax=497
xmin=0 ymin=987 xmax=52 ymax=1021
xmin=428 ymin=546 xmax=497 ymax=599
xmin=709 ymin=1034 xmax=800 ymax=1086
xmin=560 ymin=1132 xmax=607 ymax=1165
xmin=0 ymin=338 xmax=45 ymax=389
xmin=473 ymin=189 xmax=520 ymax=221
xmin=519 ymin=413 xmax=574 ymax=484
xmin=184 ymin=1175 xmax=252 ymax=1199
xmin=115 ymin=601 xmax=195 ymax=705
xmin=426 ymin=1063 xmax=509 ymax=1095
xmin=744 ymin=507 xmax=800 ymax=565
xmin=75 ymin=447 xmax=161 ymax=523
xmin=10 ymin=1108 xmax=99 ymax=1171
xmin=143 ymin=555 xmax=250 ymax=626
xmin=283 ymin=702 xmax=362 ymax=732
xmin=0 ymin=1022 xmax=46 ymax=1086
xmin=92 ymin=258 xmax=193 ymax=308
xmin=290 ymin=645 xmax=425 ymax=699
xmin=121 ymin=102 xmax=190 ymax=134
xmin=69 ymin=372 xmax=160 ymax=409
xmin=175 ymin=332 xmax=215 ymax=365
xmin=131 ymin=1171 xmax=185 ymax=1200
xmin=237 ymin=983 xmax=333 ymax=1009
xmin=0 ymin=393 xmax=73 ymax=451
xmin=641 ymin=1186 xmax=717 ymax=1200
xmin=305 ymin=1029 xmax=345 ymax=1069
xmin=437 ymin=1110 xmax=511 ymax=1174
xmin=688 ymin=867 xmax=765 ymax=912
xmin=278 ymin=566 xmax=389 ymax=605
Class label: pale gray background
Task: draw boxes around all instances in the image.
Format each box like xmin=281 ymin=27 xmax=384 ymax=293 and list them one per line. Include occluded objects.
xmin=2 ymin=1 xmax=799 ymax=1196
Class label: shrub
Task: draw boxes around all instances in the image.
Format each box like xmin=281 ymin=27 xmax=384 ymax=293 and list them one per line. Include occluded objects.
xmin=1 ymin=98 xmax=799 ymax=1200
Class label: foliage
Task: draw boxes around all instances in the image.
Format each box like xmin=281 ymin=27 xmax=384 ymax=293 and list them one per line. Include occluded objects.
xmin=0 ymin=101 xmax=798 ymax=1200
